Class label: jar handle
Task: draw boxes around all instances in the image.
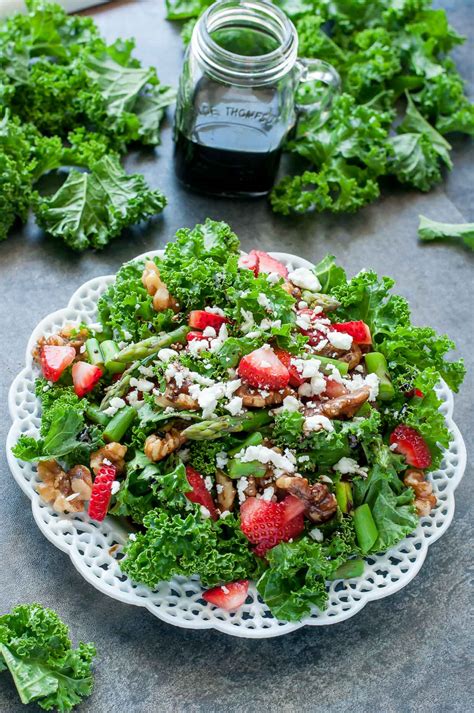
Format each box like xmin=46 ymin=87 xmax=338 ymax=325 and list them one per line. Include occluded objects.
xmin=295 ymin=58 xmax=341 ymax=122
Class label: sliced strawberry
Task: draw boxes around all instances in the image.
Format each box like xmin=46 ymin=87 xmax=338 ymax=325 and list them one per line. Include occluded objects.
xmin=324 ymin=378 xmax=349 ymax=398
xmin=185 ymin=465 xmax=218 ymax=520
xmin=238 ymin=252 xmax=259 ymax=275
xmin=274 ymin=348 xmax=305 ymax=387
xmin=188 ymin=310 xmax=228 ymax=331
xmin=72 ymin=361 xmax=103 ymax=397
xmin=297 ymin=308 xmax=328 ymax=346
xmin=186 ymin=330 xmax=208 ymax=342
xmin=238 ymin=346 xmax=290 ymax=390
xmin=389 ymin=425 xmax=432 ymax=469
xmin=40 ymin=345 xmax=76 ymax=382
xmin=252 ymin=250 xmax=288 ymax=278
xmin=88 ymin=465 xmax=116 ymax=521
xmin=332 ymin=321 xmax=372 ymax=345
xmin=240 ymin=496 xmax=305 ymax=557
xmin=281 ymin=494 xmax=306 ymax=523
xmin=405 ymin=388 xmax=424 ymax=399
xmin=202 ymin=580 xmax=249 ymax=611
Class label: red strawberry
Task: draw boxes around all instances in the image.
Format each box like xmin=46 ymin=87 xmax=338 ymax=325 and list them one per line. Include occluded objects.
xmin=185 ymin=466 xmax=218 ymax=520
xmin=240 ymin=496 xmax=305 ymax=557
xmin=389 ymin=425 xmax=432 ymax=469
xmin=186 ymin=330 xmax=208 ymax=342
xmin=202 ymin=580 xmax=249 ymax=611
xmin=72 ymin=361 xmax=103 ymax=397
xmin=252 ymin=250 xmax=288 ymax=278
xmin=332 ymin=321 xmax=372 ymax=345
xmin=88 ymin=465 xmax=116 ymax=521
xmin=296 ymin=308 xmax=328 ymax=346
xmin=40 ymin=345 xmax=76 ymax=382
xmin=274 ymin=348 xmax=304 ymax=387
xmin=188 ymin=310 xmax=228 ymax=331
xmin=238 ymin=346 xmax=290 ymax=390
xmin=238 ymin=252 xmax=259 ymax=275
xmin=324 ymin=378 xmax=348 ymax=398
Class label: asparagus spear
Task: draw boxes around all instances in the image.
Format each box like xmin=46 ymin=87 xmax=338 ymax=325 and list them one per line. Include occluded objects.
xmin=353 ymin=504 xmax=378 ymax=553
xmin=364 ymin=352 xmax=394 ymax=401
xmin=85 ymin=403 xmax=110 ymax=427
xmin=181 ymin=411 xmax=272 ymax=441
xmin=85 ymin=338 xmax=104 ymax=368
xmin=328 ymin=559 xmax=364 ymax=580
xmin=114 ymin=326 xmax=190 ymax=363
xmin=103 ymin=406 xmax=137 ymax=442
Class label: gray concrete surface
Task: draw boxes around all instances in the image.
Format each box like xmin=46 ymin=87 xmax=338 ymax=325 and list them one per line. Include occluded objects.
xmin=0 ymin=0 xmax=472 ymax=711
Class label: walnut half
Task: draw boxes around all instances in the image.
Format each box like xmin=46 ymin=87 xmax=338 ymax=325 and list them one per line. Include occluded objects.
xmin=37 ymin=459 xmax=92 ymax=514
xmin=275 ymin=475 xmax=337 ymax=523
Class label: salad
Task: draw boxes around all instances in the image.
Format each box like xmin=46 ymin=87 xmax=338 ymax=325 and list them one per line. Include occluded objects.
xmin=13 ymin=220 xmax=465 ymax=622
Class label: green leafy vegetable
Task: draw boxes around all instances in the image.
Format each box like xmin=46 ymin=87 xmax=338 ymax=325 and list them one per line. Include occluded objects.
xmin=418 ymin=214 xmax=474 ymax=251
xmin=0 ymin=603 xmax=95 ymax=712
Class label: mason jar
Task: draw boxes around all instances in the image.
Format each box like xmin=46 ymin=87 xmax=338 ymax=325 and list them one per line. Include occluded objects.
xmin=173 ymin=0 xmax=340 ymax=197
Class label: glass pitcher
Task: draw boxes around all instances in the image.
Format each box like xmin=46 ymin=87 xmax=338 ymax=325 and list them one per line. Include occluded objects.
xmin=173 ymin=0 xmax=340 ymax=197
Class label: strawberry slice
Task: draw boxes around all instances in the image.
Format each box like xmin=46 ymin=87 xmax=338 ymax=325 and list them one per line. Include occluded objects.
xmin=88 ymin=465 xmax=116 ymax=521
xmin=186 ymin=330 xmax=209 ymax=342
xmin=296 ymin=308 xmax=328 ymax=346
xmin=40 ymin=345 xmax=76 ymax=382
xmin=240 ymin=495 xmax=305 ymax=557
xmin=185 ymin=466 xmax=218 ymax=520
xmin=389 ymin=425 xmax=432 ymax=469
xmin=72 ymin=361 xmax=103 ymax=397
xmin=324 ymin=378 xmax=349 ymax=398
xmin=202 ymin=580 xmax=249 ymax=611
xmin=238 ymin=252 xmax=259 ymax=275
xmin=238 ymin=346 xmax=290 ymax=390
xmin=274 ymin=348 xmax=304 ymax=387
xmin=188 ymin=310 xmax=228 ymax=331
xmin=332 ymin=321 xmax=372 ymax=345
xmin=252 ymin=250 xmax=288 ymax=278
xmin=405 ymin=388 xmax=424 ymax=399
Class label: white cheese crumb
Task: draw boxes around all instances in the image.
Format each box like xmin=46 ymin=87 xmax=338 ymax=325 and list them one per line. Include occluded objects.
xmin=237 ymin=477 xmax=249 ymax=504
xmin=219 ymin=510 xmax=231 ymax=519
xmin=298 ymin=455 xmax=310 ymax=463
xmin=280 ymin=395 xmax=301 ymax=413
xmin=111 ymin=480 xmax=121 ymax=495
xmin=257 ymin=292 xmax=272 ymax=311
xmin=221 ymin=585 xmax=230 ymax=594
xmin=304 ymin=415 xmax=334 ymax=433
xmin=102 ymin=397 xmax=127 ymax=417
xmin=239 ymin=445 xmax=295 ymax=473
xmin=225 ymin=396 xmax=243 ymax=415
xmin=327 ymin=331 xmax=353 ymax=350
xmin=65 ymin=492 xmax=81 ymax=502
xmin=204 ymin=476 xmax=213 ymax=492
xmin=288 ymin=267 xmax=321 ymax=292
xmin=129 ymin=533 xmax=137 ymax=541
xmin=309 ymin=527 xmax=324 ymax=542
xmin=205 ymin=306 xmax=225 ymax=316
xmin=260 ymin=487 xmax=275 ymax=501
xmin=79 ymin=344 xmax=86 ymax=354
xmin=266 ymin=272 xmax=280 ymax=284
xmin=202 ymin=326 xmax=217 ymax=338
xmin=157 ymin=348 xmax=177 ymax=362
xmin=102 ymin=458 xmax=112 ymax=466
xmin=216 ymin=451 xmax=229 ymax=469
xmin=333 ymin=457 xmax=368 ymax=477
xmin=200 ymin=505 xmax=211 ymax=519
xmin=130 ymin=377 xmax=154 ymax=392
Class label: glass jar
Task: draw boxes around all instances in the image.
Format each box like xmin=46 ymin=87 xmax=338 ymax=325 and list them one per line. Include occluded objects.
xmin=173 ymin=0 xmax=340 ymax=197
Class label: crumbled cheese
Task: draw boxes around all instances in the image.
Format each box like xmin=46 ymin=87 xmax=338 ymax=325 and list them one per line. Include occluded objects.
xmin=220 ymin=510 xmax=231 ymax=519
xmin=237 ymin=477 xmax=249 ymax=504
xmin=139 ymin=365 xmax=155 ymax=377
xmin=266 ymin=272 xmax=280 ymax=284
xmin=298 ymin=301 xmax=308 ymax=309
xmin=157 ymin=348 xmax=178 ymax=362
xmin=280 ymin=395 xmax=301 ymax=413
xmin=298 ymin=455 xmax=310 ymax=463
xmin=126 ymin=389 xmax=143 ymax=408
xmin=257 ymin=292 xmax=272 ymax=311
xmin=79 ymin=344 xmax=86 ymax=354
xmin=205 ymin=306 xmax=225 ymax=316
xmin=102 ymin=396 xmax=127 ymax=417
xmin=221 ymin=585 xmax=230 ymax=594
xmin=364 ymin=373 xmax=380 ymax=401
xmin=204 ymin=476 xmax=213 ymax=492
xmin=239 ymin=445 xmax=295 ymax=473
xmin=319 ymin=475 xmax=333 ymax=484
xmin=189 ymin=382 xmax=226 ymax=418
xmin=103 ymin=458 xmax=112 ymax=466
xmin=128 ymin=533 xmax=137 ymax=541
xmin=299 ymin=358 xmax=322 ymax=379
xmin=202 ymin=326 xmax=216 ymax=338
xmin=188 ymin=338 xmax=209 ymax=355
xmin=65 ymin=492 xmax=81 ymax=502
xmin=333 ymin=457 xmax=368 ymax=477
xmin=224 ymin=379 xmax=242 ymax=398
xmin=216 ymin=484 xmax=224 ymax=494
xmin=259 ymin=317 xmax=281 ymax=331
xmin=240 ymin=309 xmax=255 ymax=334
xmin=216 ymin=451 xmax=228 ymax=469
xmin=304 ymin=415 xmax=334 ymax=433
xmin=309 ymin=527 xmax=324 ymax=542
xmin=354 ymin=365 xmax=364 ymax=373
xmin=225 ymin=396 xmax=243 ymax=415
xmin=200 ymin=506 xmax=211 ymax=519
xmin=389 ymin=442 xmax=399 ymax=452
xmin=209 ymin=323 xmax=228 ymax=352
xmin=88 ymin=322 xmax=103 ymax=333
xmin=260 ymin=487 xmax=275 ymax=501
xmin=296 ymin=312 xmax=312 ymax=331
xmin=327 ymin=331 xmax=353 ymax=350
xmin=288 ymin=267 xmax=321 ymax=292
xmin=130 ymin=377 xmax=154 ymax=392
xmin=111 ymin=480 xmax=121 ymax=495
xmin=165 ymin=362 xmax=185 ymax=388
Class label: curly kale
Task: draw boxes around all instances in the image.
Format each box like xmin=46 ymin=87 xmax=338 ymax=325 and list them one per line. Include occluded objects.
xmin=0 ymin=603 xmax=95 ymax=712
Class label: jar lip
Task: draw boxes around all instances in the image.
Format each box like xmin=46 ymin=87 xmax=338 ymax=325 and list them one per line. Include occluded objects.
xmin=193 ymin=0 xmax=298 ymax=85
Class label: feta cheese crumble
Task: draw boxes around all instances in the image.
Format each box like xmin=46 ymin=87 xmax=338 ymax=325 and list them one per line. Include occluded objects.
xmin=327 ymin=331 xmax=353 ymax=350
xmin=288 ymin=267 xmax=321 ymax=292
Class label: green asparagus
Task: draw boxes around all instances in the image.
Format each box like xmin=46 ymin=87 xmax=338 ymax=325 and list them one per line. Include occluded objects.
xmin=85 ymin=403 xmax=110 ymax=427
xmin=328 ymin=559 xmax=365 ymax=580
xmin=353 ymin=504 xmax=378 ymax=554
xmin=114 ymin=326 xmax=190 ymax=363
xmin=314 ymin=355 xmax=349 ymax=376
xmin=364 ymin=352 xmax=394 ymax=401
xmin=182 ymin=411 xmax=272 ymax=441
xmin=85 ymin=338 xmax=104 ymax=367
xmin=335 ymin=481 xmax=353 ymax=514
xmin=103 ymin=406 xmax=137 ymax=442
xmin=100 ymin=339 xmax=124 ymax=374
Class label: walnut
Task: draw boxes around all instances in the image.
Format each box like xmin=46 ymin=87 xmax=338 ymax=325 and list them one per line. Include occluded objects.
xmin=216 ymin=470 xmax=236 ymax=512
xmin=142 ymin=261 xmax=179 ymax=312
xmin=403 ymin=469 xmax=437 ymax=516
xmin=275 ymin=475 xmax=337 ymax=523
xmin=312 ymin=342 xmax=362 ymax=371
xmin=235 ymin=383 xmax=295 ymax=408
xmin=144 ymin=429 xmax=186 ymax=462
xmin=304 ymin=386 xmax=370 ymax=420
xmin=36 ymin=459 xmax=91 ymax=514
xmin=281 ymin=280 xmax=302 ymax=300
xmin=244 ymin=476 xmax=257 ymax=498
xmin=90 ymin=442 xmax=127 ymax=475
xmin=155 ymin=373 xmax=200 ymax=411
xmin=32 ymin=324 xmax=89 ymax=363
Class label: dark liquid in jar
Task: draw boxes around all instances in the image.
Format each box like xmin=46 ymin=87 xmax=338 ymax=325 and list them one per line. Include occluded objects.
xmin=174 ymin=26 xmax=288 ymax=197
xmin=174 ymin=128 xmax=282 ymax=196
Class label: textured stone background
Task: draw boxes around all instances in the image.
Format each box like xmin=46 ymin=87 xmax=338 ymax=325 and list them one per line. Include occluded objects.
xmin=0 ymin=1 xmax=472 ymax=711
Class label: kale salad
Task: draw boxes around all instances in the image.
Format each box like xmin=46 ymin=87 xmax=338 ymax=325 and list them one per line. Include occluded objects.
xmin=13 ymin=220 xmax=465 ymax=621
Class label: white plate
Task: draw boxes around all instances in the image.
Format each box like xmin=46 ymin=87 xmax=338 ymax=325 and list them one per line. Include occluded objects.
xmin=6 ymin=251 xmax=467 ymax=638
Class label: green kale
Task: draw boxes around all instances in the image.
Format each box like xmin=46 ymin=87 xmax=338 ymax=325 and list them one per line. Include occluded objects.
xmin=188 ymin=440 xmax=231 ymax=477
xmin=121 ymin=509 xmax=259 ymax=588
xmin=418 ymin=214 xmax=474 ymax=251
xmin=0 ymin=603 xmax=95 ymax=712
xmin=0 ymin=112 xmax=34 ymax=240
xmin=257 ymin=519 xmax=357 ymax=621
xmin=33 ymin=155 xmax=166 ymax=251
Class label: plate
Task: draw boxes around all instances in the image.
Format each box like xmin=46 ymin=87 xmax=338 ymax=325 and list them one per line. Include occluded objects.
xmin=6 ymin=251 xmax=467 ymax=638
